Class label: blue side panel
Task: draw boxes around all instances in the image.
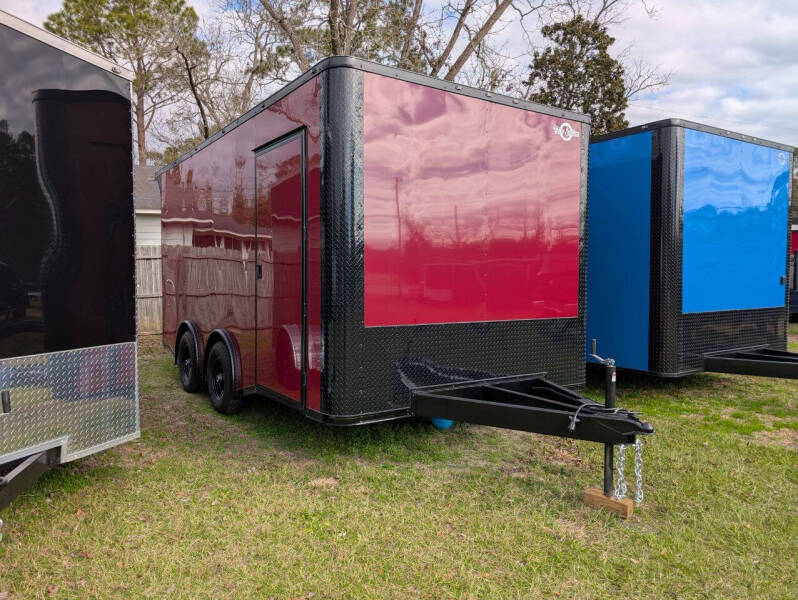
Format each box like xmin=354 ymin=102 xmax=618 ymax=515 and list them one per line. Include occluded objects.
xmin=586 ymin=132 xmax=652 ymax=371
xmin=682 ymin=130 xmax=791 ymax=313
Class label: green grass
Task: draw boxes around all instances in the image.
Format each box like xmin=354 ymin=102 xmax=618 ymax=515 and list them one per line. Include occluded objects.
xmin=1 ymin=338 xmax=796 ymax=599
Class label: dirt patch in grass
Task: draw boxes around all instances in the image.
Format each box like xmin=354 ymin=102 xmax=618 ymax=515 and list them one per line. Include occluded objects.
xmin=137 ymin=334 xmax=166 ymax=356
xmin=752 ymin=427 xmax=798 ymax=450
xmin=308 ymin=477 xmax=340 ymax=489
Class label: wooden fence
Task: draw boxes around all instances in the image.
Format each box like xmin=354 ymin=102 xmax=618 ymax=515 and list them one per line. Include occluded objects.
xmin=136 ymin=245 xmax=162 ymax=335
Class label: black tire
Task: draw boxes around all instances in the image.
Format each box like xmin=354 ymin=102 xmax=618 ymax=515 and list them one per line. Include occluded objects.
xmin=177 ymin=331 xmax=203 ymax=393
xmin=206 ymin=341 xmax=243 ymax=414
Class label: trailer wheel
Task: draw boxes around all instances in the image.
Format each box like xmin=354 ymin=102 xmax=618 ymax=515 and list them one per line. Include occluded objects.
xmin=206 ymin=341 xmax=243 ymax=415
xmin=177 ymin=332 xmax=202 ymax=393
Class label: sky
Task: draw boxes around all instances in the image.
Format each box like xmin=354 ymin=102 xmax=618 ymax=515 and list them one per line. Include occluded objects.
xmin=2 ymin=0 xmax=796 ymax=147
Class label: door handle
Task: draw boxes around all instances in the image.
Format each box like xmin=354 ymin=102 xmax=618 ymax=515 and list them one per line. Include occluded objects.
xmin=1 ymin=390 xmax=9 ymax=414
xmin=256 ymin=264 xmax=263 ymax=280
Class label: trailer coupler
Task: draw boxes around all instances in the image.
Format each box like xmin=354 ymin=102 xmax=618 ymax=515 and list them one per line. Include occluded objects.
xmin=703 ymin=346 xmax=798 ymax=379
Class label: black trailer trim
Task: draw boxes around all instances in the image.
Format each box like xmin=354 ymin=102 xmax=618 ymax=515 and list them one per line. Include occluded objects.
xmin=592 ymin=118 xmax=794 ymax=153
xmin=410 ymin=373 xmax=653 ymax=445
xmin=155 ymin=55 xmax=590 ymax=178
xmin=0 ymin=448 xmax=59 ymax=511
xmin=305 ymin=407 xmax=412 ymax=425
xmin=0 ymin=9 xmax=134 ymax=80
xmin=703 ymin=346 xmax=798 ymax=379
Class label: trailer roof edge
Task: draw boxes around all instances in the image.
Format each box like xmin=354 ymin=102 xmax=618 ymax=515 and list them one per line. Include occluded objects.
xmin=155 ymin=55 xmax=591 ymax=178
xmin=0 ymin=9 xmax=134 ymax=81
xmin=591 ymin=118 xmax=795 ymax=153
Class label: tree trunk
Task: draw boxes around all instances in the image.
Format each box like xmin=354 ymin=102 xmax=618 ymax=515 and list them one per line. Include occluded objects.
xmin=135 ymin=90 xmax=146 ymax=165
xmin=329 ymin=0 xmax=342 ymax=54
xmin=341 ymin=0 xmax=358 ymax=54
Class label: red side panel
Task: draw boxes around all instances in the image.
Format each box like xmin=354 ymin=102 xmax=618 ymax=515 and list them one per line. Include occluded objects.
xmin=362 ymin=73 xmax=582 ymax=326
xmin=792 ymin=230 xmax=798 ymax=254
xmin=161 ymin=78 xmax=321 ymax=410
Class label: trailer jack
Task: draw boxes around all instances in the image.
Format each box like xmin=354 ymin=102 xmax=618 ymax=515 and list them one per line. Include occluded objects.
xmin=402 ymin=354 xmax=653 ymax=518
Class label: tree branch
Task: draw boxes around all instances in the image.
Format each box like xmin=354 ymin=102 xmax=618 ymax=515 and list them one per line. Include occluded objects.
xmin=430 ymin=0 xmax=475 ymax=77
xmin=259 ymin=0 xmax=310 ymax=71
xmin=176 ymin=45 xmax=210 ymax=139
xmin=444 ymin=0 xmax=513 ymax=81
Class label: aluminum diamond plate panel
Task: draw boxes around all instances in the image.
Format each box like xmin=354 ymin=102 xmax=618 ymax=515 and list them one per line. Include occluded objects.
xmin=0 ymin=342 xmax=138 ymax=464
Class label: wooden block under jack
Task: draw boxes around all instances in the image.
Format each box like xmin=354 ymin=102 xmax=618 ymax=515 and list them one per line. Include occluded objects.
xmin=583 ymin=488 xmax=634 ymax=519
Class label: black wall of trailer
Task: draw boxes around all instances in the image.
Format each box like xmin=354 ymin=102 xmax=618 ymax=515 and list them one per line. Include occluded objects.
xmin=0 ymin=22 xmax=135 ymax=359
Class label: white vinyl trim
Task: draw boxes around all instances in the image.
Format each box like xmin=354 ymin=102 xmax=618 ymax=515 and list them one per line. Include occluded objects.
xmin=0 ymin=8 xmax=134 ymax=81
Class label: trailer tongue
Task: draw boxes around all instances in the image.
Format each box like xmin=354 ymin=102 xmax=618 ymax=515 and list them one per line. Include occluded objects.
xmin=404 ymin=364 xmax=652 ymax=445
xmin=404 ymin=358 xmax=653 ymax=517
xmin=703 ymin=346 xmax=798 ymax=379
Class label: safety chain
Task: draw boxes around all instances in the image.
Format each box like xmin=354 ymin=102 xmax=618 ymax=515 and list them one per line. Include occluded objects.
xmin=613 ymin=444 xmax=627 ymax=500
xmin=613 ymin=440 xmax=645 ymax=504
xmin=633 ymin=438 xmax=644 ymax=505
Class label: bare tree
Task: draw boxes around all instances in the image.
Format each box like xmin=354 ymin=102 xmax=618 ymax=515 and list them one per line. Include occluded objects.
xmin=621 ymin=53 xmax=670 ymax=99
xmin=536 ymin=0 xmax=669 ymax=100
xmin=247 ymin=0 xmax=557 ymax=82
xmin=547 ymin=0 xmax=659 ymax=25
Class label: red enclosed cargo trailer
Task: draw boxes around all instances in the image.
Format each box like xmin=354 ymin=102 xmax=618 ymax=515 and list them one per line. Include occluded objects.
xmin=158 ymin=57 xmax=651 ymax=448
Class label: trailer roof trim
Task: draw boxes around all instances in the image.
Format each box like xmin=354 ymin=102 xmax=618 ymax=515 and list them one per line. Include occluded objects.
xmin=0 ymin=9 xmax=134 ymax=81
xmin=591 ymin=118 xmax=794 ymax=153
xmin=155 ymin=55 xmax=591 ymax=178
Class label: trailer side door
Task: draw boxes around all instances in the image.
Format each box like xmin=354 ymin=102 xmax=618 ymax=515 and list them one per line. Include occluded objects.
xmin=254 ymin=131 xmax=306 ymax=406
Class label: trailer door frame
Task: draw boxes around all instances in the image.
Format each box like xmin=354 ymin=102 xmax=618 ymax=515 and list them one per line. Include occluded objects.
xmin=253 ymin=128 xmax=308 ymax=408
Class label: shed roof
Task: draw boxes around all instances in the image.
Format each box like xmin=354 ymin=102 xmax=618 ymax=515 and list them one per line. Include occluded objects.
xmin=133 ymin=165 xmax=160 ymax=212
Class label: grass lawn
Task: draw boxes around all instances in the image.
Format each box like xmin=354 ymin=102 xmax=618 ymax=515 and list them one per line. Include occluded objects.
xmin=1 ymin=333 xmax=796 ymax=599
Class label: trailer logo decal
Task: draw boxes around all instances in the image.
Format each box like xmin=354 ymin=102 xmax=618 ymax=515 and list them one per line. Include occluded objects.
xmin=553 ymin=122 xmax=580 ymax=142
xmin=778 ymin=153 xmax=786 ymax=166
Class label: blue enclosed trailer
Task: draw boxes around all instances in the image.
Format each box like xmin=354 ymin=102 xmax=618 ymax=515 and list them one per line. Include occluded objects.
xmin=586 ymin=119 xmax=794 ymax=377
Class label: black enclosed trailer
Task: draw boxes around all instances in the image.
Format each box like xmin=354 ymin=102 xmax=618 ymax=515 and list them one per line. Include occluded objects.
xmin=0 ymin=10 xmax=138 ymax=511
